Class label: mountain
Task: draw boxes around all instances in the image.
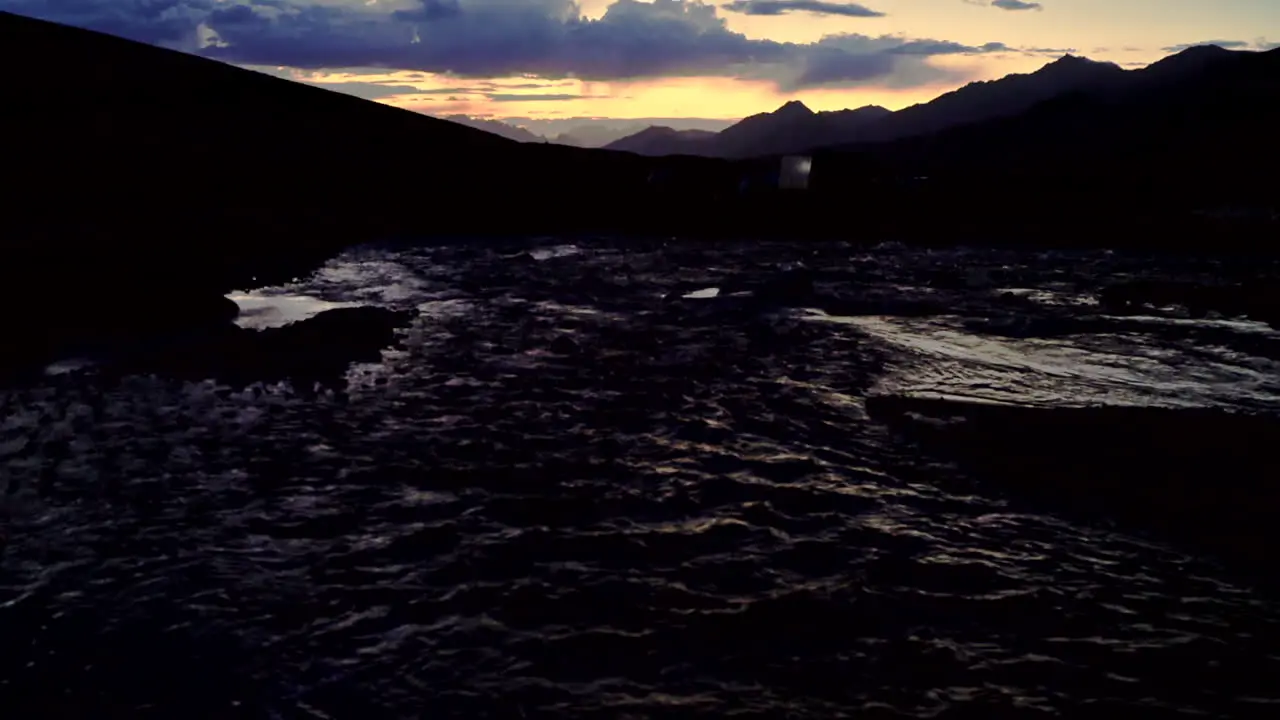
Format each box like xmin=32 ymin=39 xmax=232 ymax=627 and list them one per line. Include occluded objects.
xmin=3 ymin=11 xmax=531 ymax=289
xmin=1139 ymin=44 xmax=1240 ymax=84
xmin=604 ymin=126 xmax=720 ymax=155
xmin=440 ymin=115 xmax=546 ymax=143
xmin=605 ymin=101 xmax=891 ymax=159
xmin=553 ymin=124 xmax=651 ymax=148
xmin=606 ymin=52 xmax=1140 ymax=159
xmin=710 ymin=100 xmax=815 ymax=159
xmin=806 ymin=43 xmax=1280 ymax=244
xmin=859 ymin=54 xmax=1125 ymax=145
xmin=5 ymin=5 xmax=1273 ymax=333
xmin=833 ymin=44 xmax=1280 ymax=174
xmin=0 ymin=10 xmax=733 ymax=373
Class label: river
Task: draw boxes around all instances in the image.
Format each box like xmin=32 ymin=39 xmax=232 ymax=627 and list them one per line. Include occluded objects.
xmin=3 ymin=238 xmax=1279 ymax=718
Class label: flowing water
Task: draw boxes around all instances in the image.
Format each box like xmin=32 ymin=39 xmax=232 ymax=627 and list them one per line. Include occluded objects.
xmin=3 ymin=239 xmax=1279 ymax=718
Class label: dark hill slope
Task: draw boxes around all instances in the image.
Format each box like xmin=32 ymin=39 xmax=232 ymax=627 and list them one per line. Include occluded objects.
xmin=833 ymin=45 xmax=1280 ymax=191
xmin=0 ymin=10 xmax=711 ymax=373
xmin=801 ymin=45 xmax=1280 ymax=247
xmin=1 ymin=10 xmax=597 ymax=293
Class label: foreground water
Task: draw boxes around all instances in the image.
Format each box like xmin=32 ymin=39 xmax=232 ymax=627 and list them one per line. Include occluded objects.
xmin=3 ymin=239 xmax=1280 ymax=718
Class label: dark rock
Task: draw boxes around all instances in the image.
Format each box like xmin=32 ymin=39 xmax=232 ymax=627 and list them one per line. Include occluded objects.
xmin=0 ymin=287 xmax=245 ymax=383
xmin=109 ymin=306 xmax=415 ymax=389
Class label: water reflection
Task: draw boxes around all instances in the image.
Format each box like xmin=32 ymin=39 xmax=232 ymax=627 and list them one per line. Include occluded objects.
xmin=228 ymin=293 xmax=357 ymax=330
xmin=802 ymin=310 xmax=1280 ymax=410
xmin=3 ymin=239 xmax=1279 ymax=718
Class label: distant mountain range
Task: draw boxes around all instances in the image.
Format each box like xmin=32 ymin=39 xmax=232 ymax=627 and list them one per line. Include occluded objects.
xmin=603 ymin=47 xmax=1275 ymax=160
xmin=5 ymin=5 xmax=1274 ymax=287
xmin=440 ymin=114 xmax=545 ymax=143
xmin=440 ymin=116 xmax=732 ymax=148
xmin=839 ymin=44 xmax=1280 ymax=191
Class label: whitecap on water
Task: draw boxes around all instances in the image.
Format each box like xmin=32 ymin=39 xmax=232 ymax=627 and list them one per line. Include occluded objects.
xmin=527 ymin=245 xmax=581 ymax=261
xmin=314 ymin=258 xmax=431 ymax=303
xmin=682 ymin=287 xmax=721 ymax=299
xmin=802 ymin=310 xmax=1280 ymax=410
xmin=227 ymin=293 xmax=358 ymax=330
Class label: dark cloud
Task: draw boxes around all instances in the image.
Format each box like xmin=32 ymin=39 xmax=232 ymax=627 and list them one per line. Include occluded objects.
xmin=789 ymin=48 xmax=895 ymax=87
xmin=752 ymin=33 xmax=1014 ymax=91
xmin=1161 ymin=40 xmax=1250 ymax=52
xmin=5 ymin=0 xmax=215 ymax=46
xmin=991 ymin=0 xmax=1042 ymax=10
xmin=393 ymin=0 xmax=463 ymax=21
xmin=722 ymin=1 xmax=886 ymax=18
xmin=888 ymin=40 xmax=1010 ymax=56
xmin=3 ymin=0 xmax=1025 ymax=90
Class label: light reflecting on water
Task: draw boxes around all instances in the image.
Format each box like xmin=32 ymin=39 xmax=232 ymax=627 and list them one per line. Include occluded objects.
xmin=802 ymin=310 xmax=1280 ymax=410
xmin=3 ymin=239 xmax=1279 ymax=718
xmin=228 ymin=293 xmax=356 ymax=330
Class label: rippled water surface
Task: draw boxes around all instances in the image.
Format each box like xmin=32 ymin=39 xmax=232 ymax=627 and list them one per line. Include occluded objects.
xmin=3 ymin=239 xmax=1280 ymax=719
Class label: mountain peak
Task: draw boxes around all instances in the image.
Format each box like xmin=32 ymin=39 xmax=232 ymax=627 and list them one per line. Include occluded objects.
xmin=1036 ymin=53 xmax=1122 ymax=77
xmin=1144 ymin=43 xmax=1239 ymax=77
xmin=1047 ymin=53 xmax=1099 ymax=67
xmin=1171 ymin=44 xmax=1234 ymax=57
xmin=774 ymin=100 xmax=814 ymax=117
xmin=634 ymin=125 xmax=679 ymax=136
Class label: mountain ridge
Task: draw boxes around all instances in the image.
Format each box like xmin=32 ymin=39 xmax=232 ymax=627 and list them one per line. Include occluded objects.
xmin=605 ymin=44 xmax=1264 ymax=159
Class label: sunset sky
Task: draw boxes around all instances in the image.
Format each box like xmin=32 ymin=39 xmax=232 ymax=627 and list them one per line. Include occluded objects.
xmin=7 ymin=0 xmax=1278 ymax=124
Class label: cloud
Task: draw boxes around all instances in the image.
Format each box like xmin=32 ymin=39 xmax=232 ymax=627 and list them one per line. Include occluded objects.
xmin=297 ymin=81 xmax=426 ymax=100
xmin=990 ymin=0 xmax=1042 ymax=10
xmin=4 ymin=0 xmax=1025 ymax=90
xmin=721 ymin=1 xmax=886 ymax=18
xmin=4 ymin=0 xmax=217 ymax=45
xmin=486 ymin=93 xmax=581 ymax=102
xmin=748 ymin=33 xmax=1016 ymax=91
xmin=1160 ymin=39 xmax=1276 ymax=52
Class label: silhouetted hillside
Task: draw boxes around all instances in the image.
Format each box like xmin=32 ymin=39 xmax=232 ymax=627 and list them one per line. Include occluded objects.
xmin=607 ymin=101 xmax=891 ymax=159
xmin=858 ymin=55 xmax=1125 ymax=147
xmin=605 ymin=46 xmax=1273 ymax=160
xmin=0 ymin=10 xmax=723 ymax=373
xmin=0 ymin=11 xmax=745 ymax=288
xmin=821 ymin=44 xmax=1280 ymax=188
xmin=4 ymin=11 xmax=499 ymax=288
xmin=799 ymin=44 xmax=1280 ymax=252
xmin=605 ymin=126 xmax=719 ymax=155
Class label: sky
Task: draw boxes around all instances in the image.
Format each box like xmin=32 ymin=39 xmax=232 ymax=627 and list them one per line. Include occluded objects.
xmin=6 ymin=0 xmax=1279 ymax=124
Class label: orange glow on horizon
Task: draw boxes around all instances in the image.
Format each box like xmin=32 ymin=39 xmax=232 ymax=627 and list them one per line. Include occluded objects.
xmin=282 ymin=51 xmax=1146 ymax=122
